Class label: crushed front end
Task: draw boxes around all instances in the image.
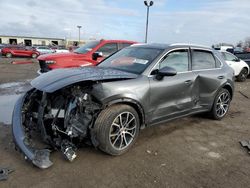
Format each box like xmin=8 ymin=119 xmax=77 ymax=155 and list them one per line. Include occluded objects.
xmin=12 ymin=85 xmax=101 ymax=169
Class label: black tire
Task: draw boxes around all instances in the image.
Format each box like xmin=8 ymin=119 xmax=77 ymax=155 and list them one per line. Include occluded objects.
xmin=6 ymin=53 xmax=12 ymax=58
xmin=210 ymin=88 xmax=231 ymax=120
xmin=32 ymin=53 xmax=38 ymax=58
xmin=94 ymin=104 xmax=140 ymax=155
xmin=237 ymin=68 xmax=248 ymax=82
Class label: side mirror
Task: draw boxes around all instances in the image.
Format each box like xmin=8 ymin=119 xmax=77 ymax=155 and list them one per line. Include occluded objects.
xmin=234 ymin=58 xmax=240 ymax=62
xmin=92 ymin=52 xmax=103 ymax=61
xmin=154 ymin=66 xmax=177 ymax=80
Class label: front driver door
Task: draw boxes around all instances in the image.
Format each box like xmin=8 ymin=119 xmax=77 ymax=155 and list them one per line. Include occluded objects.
xmin=148 ymin=48 xmax=198 ymax=124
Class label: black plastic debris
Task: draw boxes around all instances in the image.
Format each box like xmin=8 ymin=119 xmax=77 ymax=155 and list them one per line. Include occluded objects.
xmin=239 ymin=91 xmax=249 ymax=99
xmin=0 ymin=167 xmax=14 ymax=181
xmin=240 ymin=140 xmax=250 ymax=153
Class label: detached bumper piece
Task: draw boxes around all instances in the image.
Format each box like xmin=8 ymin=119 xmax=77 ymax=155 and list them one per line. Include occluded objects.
xmin=240 ymin=140 xmax=250 ymax=154
xmin=0 ymin=167 xmax=14 ymax=181
xmin=12 ymin=94 xmax=53 ymax=169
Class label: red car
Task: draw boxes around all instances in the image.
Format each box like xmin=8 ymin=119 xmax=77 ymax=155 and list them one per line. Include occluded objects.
xmin=38 ymin=39 xmax=136 ymax=73
xmin=2 ymin=46 xmax=40 ymax=58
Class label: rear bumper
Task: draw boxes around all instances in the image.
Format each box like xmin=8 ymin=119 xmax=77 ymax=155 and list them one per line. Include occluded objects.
xmin=12 ymin=93 xmax=53 ymax=169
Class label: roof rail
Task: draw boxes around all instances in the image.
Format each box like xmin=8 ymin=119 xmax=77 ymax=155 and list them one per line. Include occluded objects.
xmin=170 ymin=43 xmax=210 ymax=48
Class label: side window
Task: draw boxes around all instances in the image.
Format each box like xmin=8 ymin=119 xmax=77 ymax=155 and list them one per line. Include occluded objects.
xmin=223 ymin=52 xmax=237 ymax=61
xmin=98 ymin=43 xmax=118 ymax=57
xmin=121 ymin=43 xmax=132 ymax=48
xmin=215 ymin=56 xmax=222 ymax=68
xmin=192 ymin=50 xmax=216 ymax=70
xmin=159 ymin=49 xmax=189 ymax=72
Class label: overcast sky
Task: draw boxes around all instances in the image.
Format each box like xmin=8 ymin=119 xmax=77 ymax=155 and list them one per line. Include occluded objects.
xmin=0 ymin=0 xmax=249 ymax=45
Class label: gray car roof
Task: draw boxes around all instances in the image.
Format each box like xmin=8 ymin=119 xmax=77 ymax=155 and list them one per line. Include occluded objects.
xmin=131 ymin=43 xmax=212 ymax=51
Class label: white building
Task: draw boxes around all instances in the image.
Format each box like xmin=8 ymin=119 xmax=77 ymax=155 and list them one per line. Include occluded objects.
xmin=0 ymin=35 xmax=66 ymax=46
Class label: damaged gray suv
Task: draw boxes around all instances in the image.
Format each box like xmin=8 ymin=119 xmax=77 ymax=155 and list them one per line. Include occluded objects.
xmin=12 ymin=43 xmax=234 ymax=168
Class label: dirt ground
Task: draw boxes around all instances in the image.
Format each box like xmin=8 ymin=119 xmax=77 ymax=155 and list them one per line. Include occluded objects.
xmin=0 ymin=57 xmax=250 ymax=188
xmin=0 ymin=57 xmax=38 ymax=84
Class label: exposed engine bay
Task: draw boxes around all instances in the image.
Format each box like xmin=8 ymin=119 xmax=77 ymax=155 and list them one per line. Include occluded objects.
xmin=20 ymin=84 xmax=101 ymax=167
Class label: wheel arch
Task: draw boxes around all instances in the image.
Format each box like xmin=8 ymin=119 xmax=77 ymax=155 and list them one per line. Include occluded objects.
xmin=242 ymin=66 xmax=249 ymax=74
xmin=222 ymin=83 xmax=233 ymax=99
xmin=104 ymin=98 xmax=145 ymax=129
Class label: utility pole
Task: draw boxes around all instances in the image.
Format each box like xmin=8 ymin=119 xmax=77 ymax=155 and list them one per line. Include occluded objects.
xmin=77 ymin=25 xmax=82 ymax=45
xmin=144 ymin=1 xmax=154 ymax=43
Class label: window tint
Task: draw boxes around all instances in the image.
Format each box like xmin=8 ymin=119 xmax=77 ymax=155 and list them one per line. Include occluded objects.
xmin=213 ymin=51 xmax=225 ymax=68
xmin=160 ymin=49 xmax=189 ymax=72
xmin=192 ymin=50 xmax=216 ymax=70
xmin=222 ymin=52 xmax=237 ymax=61
xmin=121 ymin=43 xmax=132 ymax=48
xmin=98 ymin=47 xmax=163 ymax=74
xmin=98 ymin=43 xmax=118 ymax=57
xmin=39 ymin=47 xmax=49 ymax=49
xmin=74 ymin=41 xmax=99 ymax=54
xmin=215 ymin=56 xmax=222 ymax=68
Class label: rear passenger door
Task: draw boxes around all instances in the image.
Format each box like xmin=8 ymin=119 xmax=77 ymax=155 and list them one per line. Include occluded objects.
xmin=191 ymin=49 xmax=225 ymax=108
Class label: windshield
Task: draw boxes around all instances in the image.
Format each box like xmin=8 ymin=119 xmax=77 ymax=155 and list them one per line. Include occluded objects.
xmin=98 ymin=47 xmax=163 ymax=74
xmin=74 ymin=41 xmax=99 ymax=54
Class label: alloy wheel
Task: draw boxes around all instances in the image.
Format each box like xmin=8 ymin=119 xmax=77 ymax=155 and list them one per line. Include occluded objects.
xmin=109 ymin=112 xmax=137 ymax=150
xmin=32 ymin=54 xmax=37 ymax=58
xmin=239 ymin=69 xmax=248 ymax=82
xmin=6 ymin=53 xmax=12 ymax=58
xmin=216 ymin=92 xmax=230 ymax=118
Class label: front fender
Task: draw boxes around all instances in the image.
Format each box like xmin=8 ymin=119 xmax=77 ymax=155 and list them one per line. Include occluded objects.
xmin=101 ymin=94 xmax=146 ymax=128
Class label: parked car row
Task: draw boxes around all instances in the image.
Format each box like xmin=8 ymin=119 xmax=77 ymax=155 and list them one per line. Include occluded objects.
xmin=0 ymin=45 xmax=70 ymax=58
xmin=12 ymin=43 xmax=235 ymax=168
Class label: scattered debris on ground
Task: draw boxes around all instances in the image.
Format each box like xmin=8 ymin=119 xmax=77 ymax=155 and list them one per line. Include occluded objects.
xmin=0 ymin=167 xmax=14 ymax=181
xmin=239 ymin=91 xmax=249 ymax=99
xmin=240 ymin=140 xmax=250 ymax=154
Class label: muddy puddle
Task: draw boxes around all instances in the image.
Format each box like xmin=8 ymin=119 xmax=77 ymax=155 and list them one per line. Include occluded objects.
xmin=0 ymin=80 xmax=31 ymax=95
xmin=0 ymin=94 xmax=21 ymax=124
xmin=0 ymin=81 xmax=31 ymax=124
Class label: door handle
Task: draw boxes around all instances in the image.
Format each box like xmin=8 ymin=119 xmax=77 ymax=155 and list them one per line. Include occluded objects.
xmin=217 ymin=76 xmax=225 ymax=79
xmin=184 ymin=80 xmax=192 ymax=84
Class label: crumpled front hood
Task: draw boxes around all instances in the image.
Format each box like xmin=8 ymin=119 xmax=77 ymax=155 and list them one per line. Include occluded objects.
xmin=31 ymin=67 xmax=138 ymax=93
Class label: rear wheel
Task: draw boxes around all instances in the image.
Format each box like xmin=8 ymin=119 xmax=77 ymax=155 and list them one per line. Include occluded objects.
xmin=32 ymin=53 xmax=38 ymax=58
xmin=6 ymin=53 xmax=12 ymax=58
xmin=94 ymin=104 xmax=140 ymax=155
xmin=210 ymin=88 xmax=231 ymax=120
xmin=237 ymin=68 xmax=248 ymax=82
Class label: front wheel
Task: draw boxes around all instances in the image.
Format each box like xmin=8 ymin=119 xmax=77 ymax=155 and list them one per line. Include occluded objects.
xmin=237 ymin=68 xmax=248 ymax=82
xmin=32 ymin=53 xmax=38 ymax=58
xmin=6 ymin=53 xmax=12 ymax=58
xmin=94 ymin=104 xmax=140 ymax=155
xmin=210 ymin=88 xmax=231 ymax=120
